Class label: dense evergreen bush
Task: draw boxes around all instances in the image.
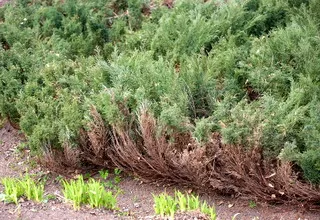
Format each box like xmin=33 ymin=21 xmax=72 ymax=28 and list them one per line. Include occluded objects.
xmin=1 ymin=0 xmax=319 ymax=183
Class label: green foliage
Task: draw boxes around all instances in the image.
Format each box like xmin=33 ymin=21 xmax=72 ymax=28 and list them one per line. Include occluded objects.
xmin=16 ymin=58 xmax=104 ymax=151
xmin=87 ymin=178 xmax=117 ymax=209
xmin=100 ymin=168 xmax=122 ymax=189
xmin=62 ymin=175 xmax=117 ymax=210
xmin=201 ymin=201 xmax=217 ymax=220
xmin=62 ymin=175 xmax=86 ymax=210
xmin=249 ymin=200 xmax=257 ymax=208
xmin=175 ymin=191 xmax=187 ymax=212
xmin=280 ymin=143 xmax=320 ymax=184
xmin=0 ymin=0 xmax=131 ymax=128
xmin=153 ymin=192 xmax=177 ymax=219
xmin=20 ymin=174 xmax=45 ymax=203
xmin=193 ymin=117 xmax=217 ymax=143
xmin=153 ymin=191 xmax=216 ymax=219
xmin=1 ymin=174 xmax=45 ymax=204
xmin=1 ymin=0 xmax=320 ymax=183
xmin=186 ymin=194 xmax=200 ymax=210
xmin=99 ymin=170 xmax=109 ymax=180
xmin=1 ymin=177 xmax=24 ymax=204
xmin=113 ymin=168 xmax=122 ymax=184
xmin=298 ymin=149 xmax=320 ymax=184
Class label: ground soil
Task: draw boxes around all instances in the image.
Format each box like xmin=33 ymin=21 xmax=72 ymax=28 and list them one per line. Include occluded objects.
xmin=1 ymin=122 xmax=320 ymax=220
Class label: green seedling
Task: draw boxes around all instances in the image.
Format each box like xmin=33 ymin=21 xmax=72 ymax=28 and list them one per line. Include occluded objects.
xmin=175 ymin=191 xmax=187 ymax=212
xmin=99 ymin=169 xmax=121 ymax=189
xmin=99 ymin=170 xmax=109 ymax=180
xmin=87 ymin=179 xmax=106 ymax=208
xmin=22 ymin=174 xmax=35 ymax=201
xmin=114 ymin=168 xmax=122 ymax=184
xmin=87 ymin=179 xmax=117 ymax=209
xmin=114 ymin=168 xmax=121 ymax=176
xmin=187 ymin=194 xmax=200 ymax=210
xmin=114 ymin=176 xmax=121 ymax=185
xmin=83 ymin=173 xmax=91 ymax=179
xmin=20 ymin=174 xmax=45 ymax=203
xmin=46 ymin=194 xmax=57 ymax=200
xmin=43 ymin=194 xmax=56 ymax=203
xmin=55 ymin=175 xmax=64 ymax=183
xmin=153 ymin=193 xmax=177 ymax=219
xmin=154 ymin=191 xmax=216 ymax=220
xmin=61 ymin=175 xmax=117 ymax=210
xmin=249 ymin=200 xmax=257 ymax=208
xmin=62 ymin=175 xmax=87 ymax=210
xmin=104 ymin=180 xmax=114 ymax=189
xmin=1 ymin=174 xmax=45 ymax=204
xmin=201 ymin=201 xmax=216 ymax=220
xmin=1 ymin=177 xmax=24 ymax=204
xmin=117 ymin=210 xmax=130 ymax=217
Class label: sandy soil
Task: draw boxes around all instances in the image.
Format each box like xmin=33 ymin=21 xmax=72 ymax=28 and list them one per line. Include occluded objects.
xmin=0 ymin=122 xmax=319 ymax=220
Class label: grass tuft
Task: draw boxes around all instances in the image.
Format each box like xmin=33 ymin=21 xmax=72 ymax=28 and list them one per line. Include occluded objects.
xmin=61 ymin=175 xmax=117 ymax=210
xmin=153 ymin=191 xmax=216 ymax=219
xmin=1 ymin=174 xmax=45 ymax=204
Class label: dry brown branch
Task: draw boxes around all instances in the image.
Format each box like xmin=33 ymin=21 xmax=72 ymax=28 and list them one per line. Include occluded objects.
xmin=46 ymin=106 xmax=320 ymax=208
xmin=38 ymin=144 xmax=81 ymax=176
xmin=206 ymin=137 xmax=320 ymax=204
xmin=79 ymin=106 xmax=113 ymax=168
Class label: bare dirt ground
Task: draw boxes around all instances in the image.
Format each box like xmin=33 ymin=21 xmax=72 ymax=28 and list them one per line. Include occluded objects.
xmin=0 ymin=122 xmax=320 ymax=220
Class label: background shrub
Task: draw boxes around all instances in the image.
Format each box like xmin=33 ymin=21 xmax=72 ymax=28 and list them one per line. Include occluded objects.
xmin=1 ymin=0 xmax=320 ymax=183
